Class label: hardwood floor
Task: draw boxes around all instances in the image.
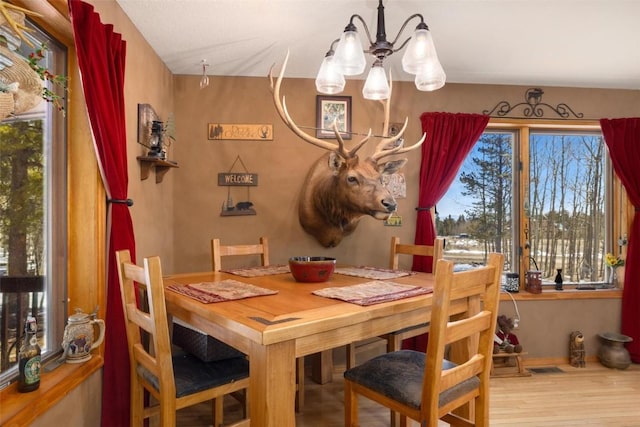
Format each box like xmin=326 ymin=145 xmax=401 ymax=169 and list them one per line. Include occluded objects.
xmin=177 ymin=361 xmax=640 ymax=426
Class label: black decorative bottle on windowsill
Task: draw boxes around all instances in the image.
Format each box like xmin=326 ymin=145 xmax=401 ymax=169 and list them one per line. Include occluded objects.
xmin=555 ymin=268 xmax=563 ymax=291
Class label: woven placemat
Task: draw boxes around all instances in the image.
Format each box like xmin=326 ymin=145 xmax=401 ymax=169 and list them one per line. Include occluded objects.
xmin=167 ymin=279 xmax=277 ymax=303
xmin=313 ymin=281 xmax=432 ymax=306
xmin=334 ymin=266 xmax=415 ymax=280
xmin=222 ymin=264 xmax=290 ymax=277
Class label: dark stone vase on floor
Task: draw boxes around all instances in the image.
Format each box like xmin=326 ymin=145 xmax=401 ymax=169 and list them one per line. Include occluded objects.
xmin=598 ymin=332 xmax=633 ymax=369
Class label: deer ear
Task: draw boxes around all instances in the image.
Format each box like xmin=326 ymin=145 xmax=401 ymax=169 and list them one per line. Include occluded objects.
xmin=378 ymin=159 xmax=408 ymax=175
xmin=328 ymin=152 xmax=346 ymax=176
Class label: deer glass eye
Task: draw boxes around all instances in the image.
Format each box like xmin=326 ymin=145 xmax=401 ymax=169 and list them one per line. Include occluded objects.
xmin=347 ymin=176 xmax=358 ymax=184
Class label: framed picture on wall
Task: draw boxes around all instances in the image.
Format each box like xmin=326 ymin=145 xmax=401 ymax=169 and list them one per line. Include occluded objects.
xmin=316 ymin=95 xmax=352 ymax=139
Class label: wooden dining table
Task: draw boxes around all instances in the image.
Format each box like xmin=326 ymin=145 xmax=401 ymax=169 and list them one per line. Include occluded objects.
xmin=163 ymin=266 xmax=473 ymax=427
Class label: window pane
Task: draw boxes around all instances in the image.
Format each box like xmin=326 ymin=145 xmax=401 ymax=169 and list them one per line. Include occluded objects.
xmin=528 ymin=132 xmax=605 ymax=285
xmin=0 ymin=23 xmax=67 ymax=380
xmin=436 ymin=132 xmax=515 ymax=272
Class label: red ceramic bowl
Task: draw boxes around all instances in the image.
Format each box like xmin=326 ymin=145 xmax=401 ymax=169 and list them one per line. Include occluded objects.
xmin=289 ymin=256 xmax=336 ymax=283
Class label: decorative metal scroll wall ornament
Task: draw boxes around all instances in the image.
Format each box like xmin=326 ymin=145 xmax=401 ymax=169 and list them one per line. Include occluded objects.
xmin=482 ymin=88 xmax=584 ymax=119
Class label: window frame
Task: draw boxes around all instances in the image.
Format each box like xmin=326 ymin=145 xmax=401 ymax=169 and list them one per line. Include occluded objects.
xmin=483 ymin=119 xmax=624 ymax=291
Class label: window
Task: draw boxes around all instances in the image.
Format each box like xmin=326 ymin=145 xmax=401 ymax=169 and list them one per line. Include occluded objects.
xmin=0 ymin=23 xmax=67 ymax=381
xmin=437 ymin=121 xmax=619 ymax=289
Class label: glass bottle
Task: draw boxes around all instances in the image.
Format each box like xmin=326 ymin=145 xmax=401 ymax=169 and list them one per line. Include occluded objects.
xmin=554 ymin=268 xmax=563 ymax=291
xmin=18 ymin=315 xmax=41 ymax=392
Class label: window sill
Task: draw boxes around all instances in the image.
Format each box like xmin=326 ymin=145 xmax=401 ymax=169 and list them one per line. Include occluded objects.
xmin=501 ymin=287 xmax=623 ymax=301
xmin=0 ymin=354 xmax=103 ymax=426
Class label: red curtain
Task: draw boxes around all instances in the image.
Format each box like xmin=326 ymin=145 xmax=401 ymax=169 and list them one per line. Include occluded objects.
xmin=68 ymin=1 xmax=135 ymax=425
xmin=404 ymin=112 xmax=489 ymax=351
xmin=600 ymin=117 xmax=640 ymax=363
xmin=413 ymin=112 xmax=490 ymax=271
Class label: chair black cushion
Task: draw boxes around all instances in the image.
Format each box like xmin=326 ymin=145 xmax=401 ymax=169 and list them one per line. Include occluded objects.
xmin=343 ymin=349 xmax=479 ymax=409
xmin=139 ymin=351 xmax=249 ymax=398
xmin=173 ymin=322 xmax=245 ymax=362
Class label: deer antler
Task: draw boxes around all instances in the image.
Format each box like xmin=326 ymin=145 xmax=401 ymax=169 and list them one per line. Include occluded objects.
xmin=270 ymin=51 xmax=374 ymax=159
xmin=370 ymin=74 xmax=426 ymax=162
xmin=269 ymin=52 xmax=424 ymax=162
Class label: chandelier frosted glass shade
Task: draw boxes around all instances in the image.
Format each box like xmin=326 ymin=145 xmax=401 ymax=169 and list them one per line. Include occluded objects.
xmin=415 ymin=60 xmax=446 ymax=91
xmin=362 ymin=61 xmax=390 ymax=100
xmin=315 ymin=55 xmax=345 ymax=94
xmin=402 ymin=27 xmax=441 ymax=75
xmin=333 ymin=30 xmax=366 ymax=76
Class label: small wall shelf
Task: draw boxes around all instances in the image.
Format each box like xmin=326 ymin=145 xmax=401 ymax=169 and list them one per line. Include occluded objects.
xmin=137 ymin=156 xmax=178 ymax=183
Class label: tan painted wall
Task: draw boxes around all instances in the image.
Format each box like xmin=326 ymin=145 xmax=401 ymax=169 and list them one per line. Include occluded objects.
xmin=170 ymin=74 xmax=640 ymax=274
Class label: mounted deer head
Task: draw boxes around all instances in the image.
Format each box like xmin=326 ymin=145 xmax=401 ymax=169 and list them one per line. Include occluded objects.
xmin=269 ymin=53 xmax=425 ymax=247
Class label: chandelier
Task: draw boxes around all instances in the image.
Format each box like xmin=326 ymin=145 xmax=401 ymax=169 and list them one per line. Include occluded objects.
xmin=315 ymin=0 xmax=445 ymax=100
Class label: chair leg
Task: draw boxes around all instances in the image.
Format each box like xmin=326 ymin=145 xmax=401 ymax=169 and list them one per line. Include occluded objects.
xmin=213 ymin=396 xmax=224 ymax=427
xmin=344 ymin=380 xmax=358 ymax=427
xmin=295 ymin=356 xmax=305 ymax=412
xmin=131 ymin=380 xmax=145 ymax=426
xmin=160 ymin=397 xmax=177 ymax=427
xmin=387 ymin=335 xmax=402 ymax=427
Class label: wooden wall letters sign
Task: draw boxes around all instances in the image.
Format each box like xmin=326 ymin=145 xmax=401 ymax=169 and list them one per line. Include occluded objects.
xmin=208 ymin=123 xmax=273 ymax=140
xmin=218 ymin=173 xmax=258 ymax=186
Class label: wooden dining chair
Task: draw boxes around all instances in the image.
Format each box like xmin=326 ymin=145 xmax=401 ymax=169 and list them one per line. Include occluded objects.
xmin=210 ymin=236 xmax=305 ymax=411
xmin=116 ymin=250 xmax=250 ymax=427
xmin=346 ymin=237 xmax=444 ymax=371
xmin=344 ymin=253 xmax=504 ymax=427
xmin=211 ymin=236 xmax=270 ymax=271
xmin=389 ymin=236 xmax=444 ymax=272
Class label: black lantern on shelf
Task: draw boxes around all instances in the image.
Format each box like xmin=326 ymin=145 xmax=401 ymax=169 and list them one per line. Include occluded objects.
xmin=147 ymin=120 xmax=166 ymax=159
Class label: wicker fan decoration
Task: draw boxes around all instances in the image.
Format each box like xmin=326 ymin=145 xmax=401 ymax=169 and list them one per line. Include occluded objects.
xmin=0 ymin=1 xmax=67 ymax=120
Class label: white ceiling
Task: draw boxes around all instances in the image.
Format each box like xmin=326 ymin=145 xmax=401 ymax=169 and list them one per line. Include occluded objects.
xmin=115 ymin=0 xmax=640 ymax=90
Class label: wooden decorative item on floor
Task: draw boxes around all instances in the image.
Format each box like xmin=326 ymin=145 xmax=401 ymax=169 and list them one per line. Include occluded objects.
xmin=570 ymin=331 xmax=586 ymax=368
xmin=491 ymin=350 xmax=531 ymax=378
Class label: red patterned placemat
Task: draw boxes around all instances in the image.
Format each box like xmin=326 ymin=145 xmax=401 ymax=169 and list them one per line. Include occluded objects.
xmin=334 ymin=266 xmax=415 ymax=280
xmin=222 ymin=264 xmax=290 ymax=277
xmin=313 ymin=281 xmax=432 ymax=306
xmin=167 ymin=279 xmax=277 ymax=303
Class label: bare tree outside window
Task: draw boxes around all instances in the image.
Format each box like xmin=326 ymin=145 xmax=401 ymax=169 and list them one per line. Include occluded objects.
xmin=437 ymin=126 xmax=608 ymax=288
xmin=529 ymin=132 xmax=605 ymax=283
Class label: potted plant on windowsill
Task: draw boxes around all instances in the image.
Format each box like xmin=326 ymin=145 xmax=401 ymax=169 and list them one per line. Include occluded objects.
xmin=604 ymin=252 xmax=624 ymax=289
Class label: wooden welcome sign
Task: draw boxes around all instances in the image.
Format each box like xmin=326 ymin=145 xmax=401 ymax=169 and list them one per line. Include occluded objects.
xmin=218 ymin=173 xmax=258 ymax=186
xmin=219 ymin=156 xmax=257 ymax=216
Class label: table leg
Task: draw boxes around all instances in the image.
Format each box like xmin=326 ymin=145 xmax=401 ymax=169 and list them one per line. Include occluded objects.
xmin=310 ymin=350 xmax=333 ymax=384
xmin=249 ymin=340 xmax=297 ymax=427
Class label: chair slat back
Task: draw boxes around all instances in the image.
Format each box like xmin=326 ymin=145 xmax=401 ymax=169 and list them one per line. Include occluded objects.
xmin=389 ymin=236 xmax=444 ymax=272
xmin=421 ymin=253 xmax=504 ymax=423
xmin=211 ymin=236 xmax=270 ymax=271
xmin=116 ymin=250 xmax=176 ymax=400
